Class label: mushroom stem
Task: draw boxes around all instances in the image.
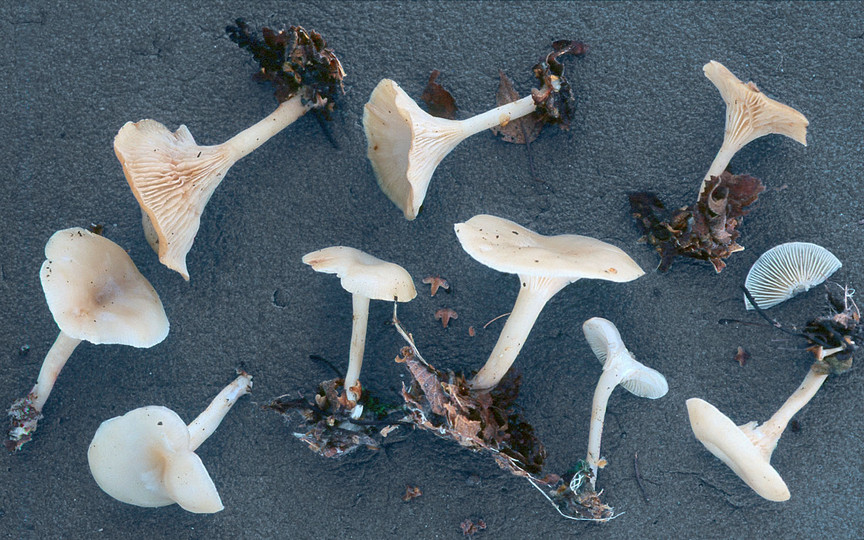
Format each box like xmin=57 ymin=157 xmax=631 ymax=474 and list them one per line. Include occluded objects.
xmin=30 ymin=331 xmax=82 ymax=412
xmin=187 ymin=372 xmax=253 ymax=451
xmin=701 ymin=144 xmax=737 ymax=193
xmin=457 ymin=95 xmax=537 ymax=138
xmin=471 ymin=275 xmax=570 ymax=390
xmin=345 ymin=294 xmax=371 ymax=405
xmin=585 ymin=364 xmax=626 ymax=488
xmin=744 ymin=366 xmax=828 ymax=459
xmin=221 ymin=95 xmax=314 ymax=161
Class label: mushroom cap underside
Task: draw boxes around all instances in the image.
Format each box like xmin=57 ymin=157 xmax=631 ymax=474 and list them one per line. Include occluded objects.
xmin=302 ymin=245 xmax=417 ymax=302
xmin=703 ymin=60 xmax=808 ymax=147
xmin=363 ymin=79 xmax=462 ymax=220
xmin=114 ymin=119 xmax=234 ymax=280
xmin=40 ymin=228 xmax=169 ymax=347
xmin=88 ymin=406 xmax=223 ymax=513
xmin=686 ymin=398 xmax=790 ymax=502
xmin=454 ymin=214 xmax=645 ymax=282
xmin=744 ymin=242 xmax=842 ymax=310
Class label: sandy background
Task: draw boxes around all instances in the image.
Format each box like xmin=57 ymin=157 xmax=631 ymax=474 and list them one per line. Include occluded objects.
xmin=1 ymin=1 xmax=862 ymax=538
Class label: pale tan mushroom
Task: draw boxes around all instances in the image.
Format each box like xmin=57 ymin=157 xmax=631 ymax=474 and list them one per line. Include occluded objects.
xmin=699 ymin=61 xmax=809 ymax=195
xmin=364 ymin=79 xmax=538 ymax=220
xmin=454 ymin=214 xmax=645 ymax=390
xmin=88 ymin=372 xmax=252 ymax=513
xmin=6 ymin=228 xmax=169 ymax=451
xmin=114 ymin=95 xmax=312 ymax=280
xmin=302 ymin=246 xmax=416 ymax=416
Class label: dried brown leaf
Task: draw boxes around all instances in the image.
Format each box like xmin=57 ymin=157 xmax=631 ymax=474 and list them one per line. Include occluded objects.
xmin=435 ymin=308 xmax=458 ymax=328
xmin=420 ymin=70 xmax=458 ymax=120
xmin=490 ymin=70 xmax=544 ymax=144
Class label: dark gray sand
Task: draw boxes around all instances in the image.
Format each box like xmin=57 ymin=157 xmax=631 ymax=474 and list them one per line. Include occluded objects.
xmin=2 ymin=2 xmax=862 ymax=538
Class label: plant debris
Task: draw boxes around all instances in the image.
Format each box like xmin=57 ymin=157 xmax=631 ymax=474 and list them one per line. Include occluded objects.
xmin=460 ymin=518 xmax=487 ymax=537
xmin=490 ymin=71 xmax=544 ymax=144
xmin=420 ymin=70 xmax=458 ymax=120
xmin=422 ymin=275 xmax=450 ymax=296
xmin=402 ymin=485 xmax=422 ymax=502
xmin=226 ymin=19 xmax=345 ymax=117
xmin=629 ymin=171 xmax=766 ymax=272
xmin=86 ymin=223 xmax=104 ymax=235
xmin=5 ymin=394 xmax=41 ymax=452
xmin=804 ymin=285 xmax=861 ymax=375
xmin=435 ymin=308 xmax=458 ymax=328
xmin=268 ymin=378 xmax=407 ymax=458
xmin=469 ymin=326 xmax=476 ymax=337
xmin=735 ymin=346 xmax=749 ymax=367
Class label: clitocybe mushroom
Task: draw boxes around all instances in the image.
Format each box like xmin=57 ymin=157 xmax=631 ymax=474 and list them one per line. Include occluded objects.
xmin=581 ymin=317 xmax=668 ymax=488
xmin=699 ymin=61 xmax=809 ymax=196
xmin=454 ymin=214 xmax=645 ymax=390
xmin=6 ymin=228 xmax=169 ymax=451
xmin=364 ymin=79 xmax=540 ymax=220
xmin=302 ymin=246 xmax=416 ymax=417
xmin=115 ymin=23 xmax=344 ymax=280
xmin=744 ymin=242 xmax=842 ymax=310
xmin=88 ymin=372 xmax=252 ymax=513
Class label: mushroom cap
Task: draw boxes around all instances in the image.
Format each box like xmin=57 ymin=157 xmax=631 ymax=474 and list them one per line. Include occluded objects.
xmin=686 ymin=398 xmax=790 ymax=502
xmin=744 ymin=242 xmax=842 ymax=310
xmin=363 ymin=79 xmax=464 ymax=220
xmin=302 ymin=246 xmax=417 ymax=302
xmin=40 ymin=228 xmax=169 ymax=348
xmin=582 ymin=317 xmax=668 ymax=399
xmin=704 ymin=61 xmax=809 ymax=148
xmin=454 ymin=215 xmax=645 ymax=283
xmin=88 ymin=406 xmax=223 ymax=513
xmin=114 ymin=119 xmax=235 ymax=280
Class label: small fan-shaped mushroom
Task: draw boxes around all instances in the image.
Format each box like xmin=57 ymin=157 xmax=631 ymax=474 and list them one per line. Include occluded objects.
xmin=6 ymin=228 xmax=169 ymax=451
xmin=699 ymin=61 xmax=809 ymax=196
xmin=582 ymin=318 xmax=667 ymax=488
xmin=88 ymin=372 xmax=252 ymax=513
xmin=744 ymin=242 xmax=841 ymax=310
xmin=454 ymin=214 xmax=645 ymax=390
xmin=302 ymin=246 xmax=416 ymax=416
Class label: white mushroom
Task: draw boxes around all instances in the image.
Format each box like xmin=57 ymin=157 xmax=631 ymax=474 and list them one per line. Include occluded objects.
xmin=88 ymin=372 xmax=252 ymax=513
xmin=699 ymin=61 xmax=809 ymax=196
xmin=302 ymin=246 xmax=416 ymax=417
xmin=364 ymin=79 xmax=540 ymax=220
xmin=114 ymin=95 xmax=313 ymax=280
xmin=6 ymin=228 xmax=169 ymax=451
xmin=744 ymin=242 xmax=842 ymax=310
xmin=454 ymin=214 xmax=645 ymax=390
xmin=582 ymin=317 xmax=668 ymax=488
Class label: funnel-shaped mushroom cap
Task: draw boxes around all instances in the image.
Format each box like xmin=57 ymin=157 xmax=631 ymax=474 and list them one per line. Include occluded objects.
xmin=686 ymin=398 xmax=790 ymax=502
xmin=744 ymin=242 xmax=842 ymax=310
xmin=363 ymin=79 xmax=464 ymax=220
xmin=704 ymin=61 xmax=809 ymax=149
xmin=454 ymin=215 xmax=645 ymax=283
xmin=582 ymin=317 xmax=668 ymax=399
xmin=302 ymin=246 xmax=417 ymax=302
xmin=115 ymin=119 xmax=235 ymax=280
xmin=88 ymin=406 xmax=223 ymax=513
xmin=40 ymin=228 xmax=169 ymax=347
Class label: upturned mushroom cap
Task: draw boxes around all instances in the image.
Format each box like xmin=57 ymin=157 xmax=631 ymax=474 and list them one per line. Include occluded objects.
xmin=704 ymin=61 xmax=809 ymax=149
xmin=454 ymin=215 xmax=645 ymax=283
xmin=582 ymin=317 xmax=668 ymax=399
xmin=686 ymin=398 xmax=790 ymax=502
xmin=88 ymin=406 xmax=223 ymax=513
xmin=40 ymin=228 xmax=169 ymax=347
xmin=115 ymin=119 xmax=234 ymax=280
xmin=744 ymin=242 xmax=842 ymax=310
xmin=363 ymin=79 xmax=464 ymax=220
xmin=302 ymin=246 xmax=417 ymax=302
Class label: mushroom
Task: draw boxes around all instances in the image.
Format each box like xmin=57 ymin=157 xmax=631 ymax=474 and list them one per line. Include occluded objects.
xmin=699 ymin=61 xmax=809 ymax=196
xmin=115 ymin=96 xmax=314 ymax=280
xmin=116 ymin=23 xmax=345 ymax=280
xmin=744 ymin=242 xmax=842 ymax=310
xmin=302 ymin=246 xmax=416 ymax=416
xmin=88 ymin=372 xmax=252 ymax=513
xmin=581 ymin=317 xmax=668 ymax=488
xmin=453 ymin=214 xmax=645 ymax=390
xmin=363 ymin=79 xmax=540 ymax=220
xmin=6 ymin=228 xmax=169 ymax=451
